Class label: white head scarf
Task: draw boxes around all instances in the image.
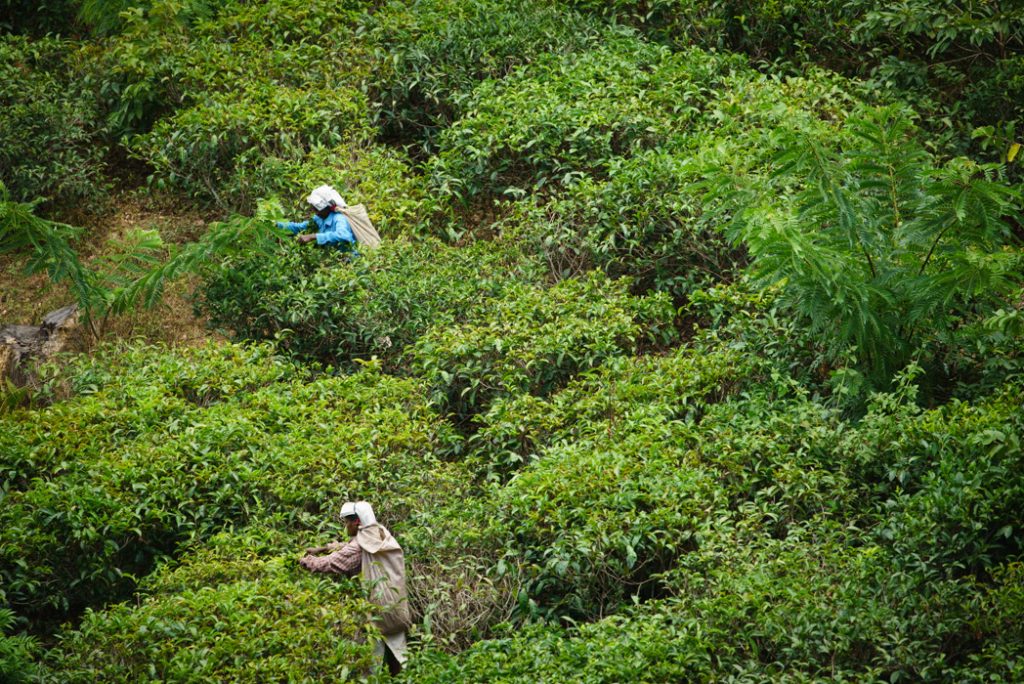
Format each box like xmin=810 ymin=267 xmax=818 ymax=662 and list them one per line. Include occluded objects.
xmin=306 ymin=184 xmax=346 ymax=211
xmin=339 ymin=500 xmax=377 ymax=526
xmin=353 ymin=501 xmax=377 ymax=526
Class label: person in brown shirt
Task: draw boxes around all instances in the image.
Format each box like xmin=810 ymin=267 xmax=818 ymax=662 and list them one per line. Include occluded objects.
xmin=300 ymin=501 xmax=410 ymax=675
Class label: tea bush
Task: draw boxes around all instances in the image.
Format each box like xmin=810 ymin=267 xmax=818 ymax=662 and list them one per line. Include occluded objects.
xmin=569 ymin=0 xmax=1024 ymax=161
xmin=852 ymin=382 xmax=1024 ymax=576
xmin=845 ymin=0 xmax=1024 ymax=155
xmin=131 ymin=84 xmax=371 ymax=208
xmin=361 ymin=0 xmax=603 ymax=147
xmin=432 ymin=36 xmax=868 ymax=258
xmin=488 ymin=60 xmax=869 ymax=290
xmin=498 ymin=150 xmax=742 ymax=299
xmin=411 ymin=271 xmax=675 ymax=421
xmin=2 ymin=343 xmax=302 ymax=492
xmin=0 ymin=36 xmax=108 ymax=212
xmin=78 ymin=0 xmax=218 ymax=36
xmin=562 ymin=0 xmax=846 ymax=59
xmin=406 ymin=372 xmax=1024 ymax=680
xmin=82 ymin=0 xmax=375 ymax=208
xmin=0 ymin=342 xmax=466 ymax=624
xmin=6 ymin=0 xmax=1024 ymax=679
xmin=471 ymin=346 xmax=756 ymax=472
xmin=407 ymin=532 xmax=1023 ymax=682
xmin=484 ymin=388 xmax=854 ymax=620
xmin=430 ymin=40 xmax=745 ymax=201
xmin=45 ymin=526 xmax=378 ymax=682
xmin=197 ymin=237 xmax=545 ymax=367
xmin=90 ymin=0 xmax=371 ymax=136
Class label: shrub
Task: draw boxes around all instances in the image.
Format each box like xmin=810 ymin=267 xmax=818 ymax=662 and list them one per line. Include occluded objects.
xmin=1 ymin=342 xmax=301 ymax=489
xmin=410 ymin=271 xmax=675 ymax=421
xmin=0 ymin=36 xmax=108 ymax=212
xmin=242 ymin=142 xmax=439 ymax=238
xmin=0 ymin=341 xmax=466 ymax=625
xmin=490 ymin=59 xmax=868 ymax=298
xmin=560 ymin=0 xmax=846 ymax=58
xmin=852 ymin=381 xmax=1024 ymax=576
xmin=130 ymin=84 xmax=371 ymax=209
xmin=45 ymin=526 xmax=378 ymax=682
xmin=83 ymin=0 xmax=375 ymax=207
xmin=411 ymin=480 xmax=1022 ymax=681
xmin=397 ymin=504 xmax=524 ymax=652
xmin=499 ymin=150 xmax=742 ymax=299
xmin=91 ymin=0 xmax=371 ymax=135
xmin=461 ymin=342 xmax=851 ymax=619
xmin=361 ymin=0 xmax=603 ymax=146
xmin=429 ymin=39 xmax=745 ymax=202
xmin=568 ymin=0 xmax=1024 ymax=163
xmin=491 ymin=437 xmax=728 ymax=620
xmin=430 ymin=37 xmax=869 ymax=225
xmin=196 ymin=237 xmax=544 ymax=368
xmin=78 ymin=0 xmax=216 ymax=35
xmin=404 ymin=615 xmax=717 ymax=682
xmin=470 ymin=346 xmax=756 ymax=473
xmin=846 ymin=0 xmax=1024 ymax=146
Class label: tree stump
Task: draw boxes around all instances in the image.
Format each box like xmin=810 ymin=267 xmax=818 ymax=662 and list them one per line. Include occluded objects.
xmin=0 ymin=304 xmax=79 ymax=384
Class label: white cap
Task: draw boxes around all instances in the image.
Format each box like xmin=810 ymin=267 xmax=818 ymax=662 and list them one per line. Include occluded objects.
xmin=306 ymin=184 xmax=346 ymax=211
xmin=339 ymin=501 xmax=357 ymax=518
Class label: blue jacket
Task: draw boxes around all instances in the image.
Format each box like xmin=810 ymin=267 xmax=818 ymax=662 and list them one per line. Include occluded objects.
xmin=277 ymin=212 xmax=355 ymax=249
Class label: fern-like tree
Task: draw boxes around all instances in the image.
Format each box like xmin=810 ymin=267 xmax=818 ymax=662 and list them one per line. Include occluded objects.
xmin=719 ymin=106 xmax=1022 ymax=386
xmin=1 ymin=182 xmax=279 ymax=339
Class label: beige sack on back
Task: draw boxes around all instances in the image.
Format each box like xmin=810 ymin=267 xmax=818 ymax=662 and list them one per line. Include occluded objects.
xmin=340 ymin=204 xmax=381 ymax=248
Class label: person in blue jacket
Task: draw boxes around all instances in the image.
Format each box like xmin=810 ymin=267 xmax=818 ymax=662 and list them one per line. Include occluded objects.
xmin=276 ymin=184 xmax=356 ymax=251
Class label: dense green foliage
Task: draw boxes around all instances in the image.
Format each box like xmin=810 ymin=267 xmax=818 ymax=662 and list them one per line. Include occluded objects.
xmin=198 ymin=237 xmax=546 ymax=367
xmin=362 ymin=0 xmax=604 ymax=147
xmin=0 ymin=36 xmax=108 ymax=209
xmin=564 ymin=0 xmax=1024 ymax=160
xmin=717 ymin=105 xmax=1023 ymax=385
xmin=2 ymin=0 xmax=1023 ymax=681
xmin=0 ymin=343 xmax=465 ymax=627
xmin=412 ymin=271 xmax=675 ymax=421
xmin=47 ymin=526 xmax=378 ymax=682
xmin=0 ymin=606 xmax=39 ymax=683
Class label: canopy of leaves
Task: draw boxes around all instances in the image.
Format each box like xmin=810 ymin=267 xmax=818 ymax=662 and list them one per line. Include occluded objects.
xmin=1 ymin=0 xmax=1023 ymax=681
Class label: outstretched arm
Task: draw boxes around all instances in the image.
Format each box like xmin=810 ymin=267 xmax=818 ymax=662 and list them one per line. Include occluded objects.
xmin=276 ymin=220 xmax=311 ymax=234
xmin=304 ymin=541 xmax=345 ymax=555
xmin=299 ymin=539 xmax=361 ymax=576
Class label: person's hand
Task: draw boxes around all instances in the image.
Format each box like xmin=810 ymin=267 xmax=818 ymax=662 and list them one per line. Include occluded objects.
xmin=296 ymin=233 xmax=317 ymax=244
xmin=305 ymin=545 xmax=327 ymax=555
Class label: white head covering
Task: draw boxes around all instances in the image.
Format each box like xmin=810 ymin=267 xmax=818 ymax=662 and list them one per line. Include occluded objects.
xmin=339 ymin=500 xmax=377 ymax=526
xmin=306 ymin=184 xmax=346 ymax=211
xmin=353 ymin=501 xmax=377 ymax=526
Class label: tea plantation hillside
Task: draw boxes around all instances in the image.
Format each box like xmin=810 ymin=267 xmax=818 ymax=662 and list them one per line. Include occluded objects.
xmin=2 ymin=1 xmax=1023 ymax=682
